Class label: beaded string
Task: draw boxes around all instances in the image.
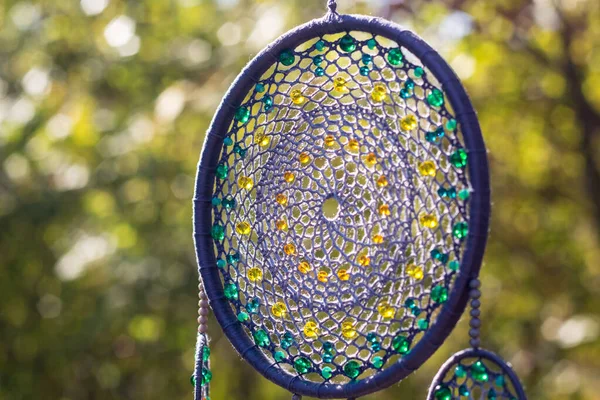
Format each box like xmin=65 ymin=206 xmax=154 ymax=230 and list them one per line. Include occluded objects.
xmin=468 ymin=278 xmax=481 ymax=349
xmin=193 ymin=284 xmax=212 ymax=400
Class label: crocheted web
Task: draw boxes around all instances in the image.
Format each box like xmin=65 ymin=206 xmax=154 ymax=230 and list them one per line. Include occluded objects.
xmin=210 ymin=31 xmax=471 ymax=383
xmin=429 ymin=354 xmax=523 ymax=400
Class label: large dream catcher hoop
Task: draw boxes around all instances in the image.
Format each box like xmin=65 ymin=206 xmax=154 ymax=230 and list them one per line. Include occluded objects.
xmin=192 ymin=1 xmax=527 ymax=399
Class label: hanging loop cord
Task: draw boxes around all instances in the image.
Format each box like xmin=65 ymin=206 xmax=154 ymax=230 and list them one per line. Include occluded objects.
xmin=327 ymin=0 xmax=337 ymax=14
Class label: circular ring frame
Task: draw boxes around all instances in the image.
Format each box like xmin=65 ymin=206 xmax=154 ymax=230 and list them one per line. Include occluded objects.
xmin=426 ymin=348 xmax=527 ymax=400
xmin=193 ymin=13 xmax=490 ymax=399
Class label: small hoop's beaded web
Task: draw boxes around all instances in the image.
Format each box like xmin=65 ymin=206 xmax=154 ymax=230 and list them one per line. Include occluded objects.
xmin=208 ymin=30 xmax=472 ymax=384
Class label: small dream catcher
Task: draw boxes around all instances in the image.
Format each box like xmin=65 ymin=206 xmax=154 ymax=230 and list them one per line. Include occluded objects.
xmin=192 ymin=1 xmax=527 ymax=399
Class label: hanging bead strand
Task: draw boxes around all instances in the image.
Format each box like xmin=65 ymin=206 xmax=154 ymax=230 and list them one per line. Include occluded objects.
xmin=193 ymin=283 xmax=212 ymax=400
xmin=468 ymin=278 xmax=481 ymax=349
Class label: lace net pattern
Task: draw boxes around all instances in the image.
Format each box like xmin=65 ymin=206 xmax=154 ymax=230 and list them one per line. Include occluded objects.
xmin=208 ymin=31 xmax=472 ymax=383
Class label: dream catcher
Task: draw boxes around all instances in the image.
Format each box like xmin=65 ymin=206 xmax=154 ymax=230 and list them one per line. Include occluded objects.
xmin=192 ymin=1 xmax=527 ymax=399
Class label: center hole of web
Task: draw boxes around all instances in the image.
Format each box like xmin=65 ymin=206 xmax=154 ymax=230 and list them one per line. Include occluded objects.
xmin=322 ymin=195 xmax=340 ymax=221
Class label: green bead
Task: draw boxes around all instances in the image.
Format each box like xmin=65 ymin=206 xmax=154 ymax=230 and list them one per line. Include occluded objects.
xmin=471 ymin=360 xmax=489 ymax=382
xmin=281 ymin=332 xmax=294 ymax=349
xmin=343 ymin=360 xmax=361 ymax=379
xmin=255 ymin=83 xmax=265 ymax=93
xmin=455 ymin=364 xmax=467 ymax=378
xmin=431 ymin=285 xmax=448 ymax=303
xmin=427 ymin=88 xmax=445 ymax=107
xmin=216 ymin=259 xmax=226 ymax=269
xmin=279 ymin=49 xmax=295 ymax=66
xmin=372 ymin=356 xmax=384 ymax=369
xmin=201 ymin=368 xmax=212 ymax=385
xmin=263 ymin=95 xmax=273 ymax=112
xmin=362 ymin=54 xmax=372 ymax=64
xmin=459 ymin=189 xmax=470 ymax=200
xmin=247 ymin=297 xmax=260 ymax=313
xmin=211 ymin=224 xmax=225 ymax=241
xmin=202 ymin=346 xmax=210 ymax=362
xmin=404 ymin=298 xmax=417 ymax=309
xmin=235 ymin=106 xmax=250 ymax=123
xmin=459 ymin=384 xmax=470 ymax=396
xmin=339 ymin=34 xmax=357 ymax=52
xmin=294 ymin=357 xmax=312 ymax=374
xmin=226 ymin=252 xmax=239 ymax=264
xmin=360 ymin=66 xmax=370 ymax=76
xmin=321 ymin=366 xmax=333 ymax=379
xmin=366 ymin=333 xmax=378 ymax=343
xmin=392 ymin=335 xmax=410 ymax=354
xmin=274 ymin=351 xmax=286 ymax=362
xmin=190 ymin=374 xmax=196 ymax=387
xmin=237 ymin=311 xmax=249 ymax=322
xmin=222 ymin=196 xmax=236 ymax=210
xmin=449 ymin=261 xmax=460 ymax=271
xmin=495 ymin=375 xmax=505 ymax=387
xmin=254 ymin=329 xmax=270 ymax=347
xmin=313 ymin=55 xmax=323 ymax=65
xmin=488 ymin=388 xmax=497 ymax=399
xmin=417 ymin=318 xmax=429 ymax=330
xmin=367 ymin=38 xmax=377 ymax=49
xmin=233 ymin=144 xmax=246 ymax=158
xmin=215 ymin=164 xmax=228 ymax=179
xmin=450 ymin=149 xmax=468 ymax=168
xmin=224 ymin=283 xmax=238 ymax=300
xmin=434 ymin=384 xmax=452 ymax=400
xmin=315 ymin=67 xmax=325 ymax=76
xmin=446 ymin=118 xmax=457 ymax=130
xmin=315 ymin=40 xmax=326 ymax=51
xmin=453 ymin=222 xmax=469 ymax=240
xmin=414 ymin=67 xmax=424 ymax=77
xmin=387 ymin=48 xmax=403 ymax=65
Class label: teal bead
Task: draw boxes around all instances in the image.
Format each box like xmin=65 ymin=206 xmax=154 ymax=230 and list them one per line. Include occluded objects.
xmin=387 ymin=48 xmax=403 ymax=65
xmin=315 ymin=67 xmax=325 ymax=76
xmin=235 ymin=106 xmax=250 ymax=123
xmin=446 ymin=118 xmax=457 ymax=130
xmin=453 ymin=222 xmax=469 ymax=240
xmin=392 ymin=335 xmax=410 ymax=354
xmin=367 ymin=38 xmax=377 ymax=49
xmin=427 ymin=88 xmax=445 ymax=107
xmin=414 ymin=67 xmax=424 ymax=77
xmin=215 ymin=164 xmax=228 ymax=179
xmin=237 ymin=311 xmax=249 ymax=322
xmin=343 ymin=360 xmax=361 ymax=379
xmin=216 ymin=259 xmax=226 ymax=269
xmin=233 ymin=144 xmax=246 ymax=158
xmin=323 ymin=353 xmax=333 ymax=363
xmin=281 ymin=332 xmax=294 ymax=349
xmin=321 ymin=366 xmax=333 ymax=379
xmin=366 ymin=333 xmax=378 ymax=343
xmin=211 ymin=196 xmax=221 ymax=206
xmin=315 ymin=40 xmax=326 ymax=51
xmin=371 ymin=341 xmax=381 ymax=351
xmin=426 ymin=126 xmax=445 ymax=144
xmin=450 ymin=149 xmax=468 ymax=168
xmin=417 ymin=318 xmax=429 ymax=330
xmin=323 ymin=342 xmax=335 ymax=352
xmin=339 ymin=34 xmax=357 ymax=52
xmin=438 ymin=186 xmax=456 ymax=199
xmin=223 ymin=136 xmax=233 ymax=146
xmin=360 ymin=66 xmax=370 ymax=76
xmin=431 ymin=285 xmax=448 ymax=304
xmin=434 ymin=384 xmax=452 ymax=400
xmin=405 ymin=79 xmax=415 ymax=90
xmin=224 ymin=283 xmax=238 ymax=300
xmin=222 ymin=196 xmax=236 ymax=210
xmin=313 ymin=55 xmax=323 ymax=65
xmin=201 ymin=368 xmax=212 ymax=385
xmin=495 ymin=375 xmax=505 ymax=386
xmin=226 ymin=252 xmax=239 ymax=264
xmin=400 ymin=89 xmax=411 ymax=99
xmin=431 ymin=248 xmax=449 ymax=264
xmin=202 ymin=346 xmax=210 ymax=362
xmin=411 ymin=307 xmax=421 ymax=316
xmin=449 ymin=260 xmax=460 ymax=271
xmin=455 ymin=364 xmax=467 ymax=378
xmin=372 ymin=356 xmax=384 ymax=369
xmin=459 ymin=384 xmax=470 ymax=396
xmin=459 ymin=189 xmax=470 ymax=201
xmin=211 ymin=224 xmax=225 ymax=241
xmin=274 ymin=351 xmax=286 ymax=362
xmin=255 ymin=83 xmax=265 ymax=93
xmin=404 ymin=298 xmax=417 ymax=309
xmin=294 ymin=357 xmax=312 ymax=374
xmin=247 ymin=297 xmax=260 ymax=313
xmin=263 ymin=95 xmax=273 ymax=112
xmin=471 ymin=360 xmax=489 ymax=382
xmin=254 ymin=329 xmax=270 ymax=347
xmin=279 ymin=49 xmax=295 ymax=66
xmin=488 ymin=388 xmax=497 ymax=399
xmin=362 ymin=54 xmax=372 ymax=64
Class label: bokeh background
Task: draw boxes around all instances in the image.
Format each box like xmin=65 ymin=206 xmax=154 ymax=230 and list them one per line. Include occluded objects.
xmin=1 ymin=0 xmax=599 ymax=399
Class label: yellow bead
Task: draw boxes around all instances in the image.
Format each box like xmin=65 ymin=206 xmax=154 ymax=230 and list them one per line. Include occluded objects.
xmin=418 ymin=161 xmax=437 ymax=177
xmin=337 ymin=269 xmax=350 ymax=281
xmin=236 ymin=222 xmax=251 ymax=235
xmin=299 ymin=152 xmax=311 ymax=165
xmin=341 ymin=320 xmax=357 ymax=339
xmin=400 ymin=114 xmax=418 ymax=131
xmin=238 ymin=176 xmax=254 ymax=190
xmin=378 ymin=204 xmax=391 ymax=217
xmin=377 ymin=176 xmax=389 ymax=188
xmin=317 ymin=270 xmax=329 ymax=282
xmin=276 ymin=193 xmax=288 ymax=206
xmin=290 ymin=89 xmax=306 ymax=105
xmin=371 ymin=83 xmax=387 ymax=102
xmin=348 ymin=139 xmax=360 ymax=153
xmin=324 ymin=135 xmax=336 ymax=148
xmin=298 ymin=260 xmax=312 ymax=274
xmin=365 ymin=153 xmax=378 ymax=166
xmin=284 ymin=171 xmax=295 ymax=183
xmin=247 ymin=267 xmax=263 ymax=282
xmin=255 ymin=132 xmax=270 ymax=147
xmin=373 ymin=234 xmax=384 ymax=244
xmin=276 ymin=219 xmax=288 ymax=231
xmin=303 ymin=320 xmax=319 ymax=338
xmin=271 ymin=301 xmax=287 ymax=318
xmin=377 ymin=301 xmax=395 ymax=319
xmin=358 ymin=254 xmax=371 ymax=267
xmin=334 ymin=77 xmax=349 ymax=93
xmin=284 ymin=243 xmax=297 ymax=255
xmin=407 ymin=264 xmax=424 ymax=280
xmin=419 ymin=214 xmax=438 ymax=229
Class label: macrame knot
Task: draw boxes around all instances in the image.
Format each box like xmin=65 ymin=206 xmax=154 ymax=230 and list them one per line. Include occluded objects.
xmin=327 ymin=0 xmax=338 ymax=14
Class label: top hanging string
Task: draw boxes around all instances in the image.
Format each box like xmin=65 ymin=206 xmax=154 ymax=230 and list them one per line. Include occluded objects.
xmin=325 ymin=0 xmax=341 ymax=21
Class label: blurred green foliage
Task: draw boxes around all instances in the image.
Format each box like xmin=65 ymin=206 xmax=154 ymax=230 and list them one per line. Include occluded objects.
xmin=1 ymin=0 xmax=600 ymax=399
